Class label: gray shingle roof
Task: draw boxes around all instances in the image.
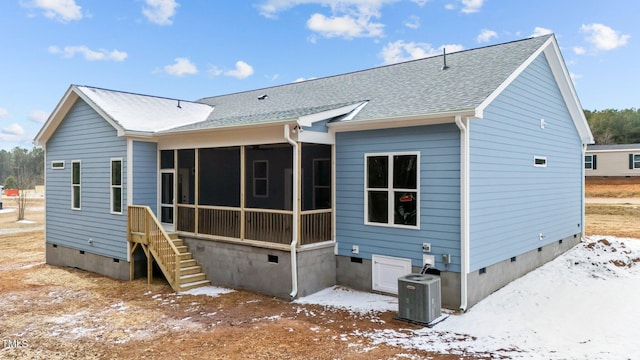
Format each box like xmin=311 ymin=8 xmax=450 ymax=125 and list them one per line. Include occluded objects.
xmin=180 ymin=35 xmax=552 ymax=132
xmin=587 ymin=144 xmax=640 ymax=151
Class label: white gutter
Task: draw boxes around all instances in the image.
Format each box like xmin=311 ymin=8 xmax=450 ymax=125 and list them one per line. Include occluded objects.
xmin=455 ymin=115 xmax=470 ymax=312
xmin=284 ymin=124 xmax=299 ymax=299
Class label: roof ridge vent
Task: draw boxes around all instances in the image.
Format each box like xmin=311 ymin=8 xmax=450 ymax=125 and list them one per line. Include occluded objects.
xmin=441 ymin=48 xmax=449 ymax=71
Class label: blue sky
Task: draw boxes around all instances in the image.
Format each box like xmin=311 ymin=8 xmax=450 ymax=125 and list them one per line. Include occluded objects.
xmin=0 ymin=0 xmax=636 ymax=150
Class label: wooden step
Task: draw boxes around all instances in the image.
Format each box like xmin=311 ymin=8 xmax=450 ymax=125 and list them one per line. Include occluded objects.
xmin=179 ymin=279 xmax=211 ymax=291
xmin=180 ymin=259 xmax=197 ymax=267
xmin=179 ymin=252 xmax=193 ymax=260
xmin=180 ymin=272 xmax=206 ymax=283
xmin=175 ymin=245 xmax=188 ymax=253
xmin=171 ymin=238 xmax=184 ymax=246
xmin=180 ymin=265 xmax=202 ymax=275
xmin=168 ymin=233 xmax=180 ymax=240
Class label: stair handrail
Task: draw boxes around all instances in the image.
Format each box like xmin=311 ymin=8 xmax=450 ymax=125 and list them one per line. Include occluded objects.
xmin=128 ymin=205 xmax=181 ymax=291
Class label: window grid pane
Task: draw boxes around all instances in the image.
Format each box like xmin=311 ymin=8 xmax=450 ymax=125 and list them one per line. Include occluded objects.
xmin=367 ymin=156 xmax=388 ymax=188
xmin=111 ymin=160 xmax=122 ymax=186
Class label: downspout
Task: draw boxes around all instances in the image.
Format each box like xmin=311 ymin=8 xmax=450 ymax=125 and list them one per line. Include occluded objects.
xmin=581 ymin=143 xmax=587 ymax=240
xmin=455 ymin=116 xmax=470 ymax=312
xmin=284 ymin=124 xmax=299 ymax=299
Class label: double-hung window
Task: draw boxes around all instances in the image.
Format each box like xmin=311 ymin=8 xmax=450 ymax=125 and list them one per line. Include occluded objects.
xmin=71 ymin=160 xmax=81 ymax=210
xmin=365 ymin=152 xmax=419 ymax=228
xmin=584 ymin=155 xmax=594 ymax=170
xmin=253 ymin=160 xmax=268 ymax=197
xmin=111 ymin=159 xmax=122 ymax=214
xmin=632 ymin=154 xmax=640 ymax=170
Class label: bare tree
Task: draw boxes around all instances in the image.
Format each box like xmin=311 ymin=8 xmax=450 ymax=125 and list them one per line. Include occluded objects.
xmin=13 ymin=165 xmax=36 ymax=222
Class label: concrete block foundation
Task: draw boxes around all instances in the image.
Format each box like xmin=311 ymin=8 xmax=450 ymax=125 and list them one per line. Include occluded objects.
xmin=45 ymin=243 xmax=142 ymax=280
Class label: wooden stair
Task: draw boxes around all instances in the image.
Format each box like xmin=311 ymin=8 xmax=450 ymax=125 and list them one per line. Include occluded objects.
xmin=169 ymin=235 xmax=211 ymax=291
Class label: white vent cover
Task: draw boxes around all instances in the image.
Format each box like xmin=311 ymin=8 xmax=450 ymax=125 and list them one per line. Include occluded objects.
xmin=372 ymin=254 xmax=412 ymax=294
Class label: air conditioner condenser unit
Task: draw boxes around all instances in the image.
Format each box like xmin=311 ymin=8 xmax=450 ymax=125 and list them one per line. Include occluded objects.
xmin=397 ymin=273 xmax=442 ymax=325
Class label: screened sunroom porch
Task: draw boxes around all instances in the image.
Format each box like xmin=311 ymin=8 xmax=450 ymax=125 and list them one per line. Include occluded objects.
xmin=158 ymin=143 xmax=332 ymax=246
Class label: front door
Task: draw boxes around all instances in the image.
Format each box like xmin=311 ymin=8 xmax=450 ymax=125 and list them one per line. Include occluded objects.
xmin=160 ymin=170 xmax=175 ymax=232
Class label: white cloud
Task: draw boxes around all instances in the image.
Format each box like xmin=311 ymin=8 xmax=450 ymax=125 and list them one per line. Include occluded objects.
xmin=2 ymin=123 xmax=25 ymax=136
xmin=444 ymin=3 xmax=456 ymax=10
xmin=0 ymin=108 xmax=9 ymax=118
xmin=22 ymin=0 xmax=83 ymax=22
xmin=224 ymin=61 xmax=254 ymax=79
xmin=580 ymin=23 xmax=630 ymax=51
xmin=380 ymin=40 xmax=464 ymax=65
xmin=28 ymin=110 xmax=49 ymax=123
xmin=48 ymin=45 xmax=127 ymax=61
xmin=531 ymin=27 xmax=552 ymax=38
xmin=307 ymin=12 xmax=384 ymax=38
xmin=142 ymin=0 xmax=179 ymax=26
xmin=404 ymin=15 xmax=420 ymax=30
xmin=573 ymin=46 xmax=586 ymax=55
xmin=164 ymin=57 xmax=197 ymax=76
xmin=476 ymin=29 xmax=497 ymax=43
xmin=257 ymin=1 xmax=396 ymax=39
xmin=570 ymin=73 xmax=583 ymax=81
xmin=461 ymin=0 xmax=483 ymax=14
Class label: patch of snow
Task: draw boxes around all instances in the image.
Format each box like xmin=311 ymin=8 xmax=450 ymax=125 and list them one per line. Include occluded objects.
xmin=17 ymin=219 xmax=36 ymax=224
xmin=297 ymin=236 xmax=640 ymax=359
xmin=0 ymin=208 xmax=16 ymax=214
xmin=294 ymin=286 xmax=398 ymax=315
xmin=179 ymin=285 xmax=234 ymax=297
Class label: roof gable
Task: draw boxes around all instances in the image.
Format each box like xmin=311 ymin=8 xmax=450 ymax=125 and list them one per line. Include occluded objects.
xmin=34 ymin=85 xmax=214 ymax=146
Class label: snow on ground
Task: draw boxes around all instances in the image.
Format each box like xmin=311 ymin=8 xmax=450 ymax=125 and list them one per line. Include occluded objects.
xmin=179 ymin=286 xmax=235 ymax=297
xmin=297 ymin=236 xmax=640 ymax=359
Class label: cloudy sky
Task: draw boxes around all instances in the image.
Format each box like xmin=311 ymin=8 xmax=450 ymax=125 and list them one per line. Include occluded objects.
xmin=0 ymin=0 xmax=636 ymax=150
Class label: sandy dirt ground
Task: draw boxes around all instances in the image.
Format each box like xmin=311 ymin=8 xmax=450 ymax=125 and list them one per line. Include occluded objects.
xmin=0 ymin=182 xmax=638 ymax=359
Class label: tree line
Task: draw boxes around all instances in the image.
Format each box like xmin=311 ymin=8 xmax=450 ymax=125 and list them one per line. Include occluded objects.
xmin=1 ymin=147 xmax=44 ymax=190
xmin=585 ymin=108 xmax=640 ymax=145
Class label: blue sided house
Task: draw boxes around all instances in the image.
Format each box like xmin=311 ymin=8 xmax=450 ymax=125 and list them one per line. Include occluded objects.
xmin=34 ymin=34 xmax=593 ymax=310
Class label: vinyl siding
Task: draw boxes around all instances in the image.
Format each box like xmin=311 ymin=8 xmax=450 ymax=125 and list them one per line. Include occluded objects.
xmin=132 ymin=141 xmax=157 ymax=211
xmin=335 ymin=124 xmax=461 ymax=271
xmin=468 ymin=52 xmax=583 ymax=271
xmin=45 ymin=98 xmax=128 ymax=260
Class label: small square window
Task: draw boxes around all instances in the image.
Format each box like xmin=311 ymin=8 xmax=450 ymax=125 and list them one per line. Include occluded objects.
xmin=51 ymin=161 xmax=65 ymax=169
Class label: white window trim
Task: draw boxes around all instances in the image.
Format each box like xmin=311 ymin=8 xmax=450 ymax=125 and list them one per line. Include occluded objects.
xmin=111 ymin=158 xmax=123 ymax=214
xmin=584 ymin=154 xmax=594 ymax=170
xmin=633 ymin=154 xmax=640 ymax=170
xmin=71 ymin=160 xmax=81 ymax=210
xmin=312 ymin=158 xmax=330 ymax=208
xmin=364 ymin=151 xmax=420 ymax=229
xmin=253 ymin=160 xmax=269 ymax=198
xmin=51 ymin=160 xmax=65 ymax=170
xmin=534 ymin=156 xmax=547 ymax=168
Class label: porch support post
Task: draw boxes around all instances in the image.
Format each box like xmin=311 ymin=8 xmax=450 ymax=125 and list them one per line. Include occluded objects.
xmin=240 ymin=145 xmax=246 ymax=240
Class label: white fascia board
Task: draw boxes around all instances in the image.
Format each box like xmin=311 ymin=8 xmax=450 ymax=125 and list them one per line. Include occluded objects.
xmin=475 ymin=39 xmax=550 ymax=120
xmin=587 ymin=147 xmax=640 ymax=153
xmin=34 ymin=85 xmax=78 ymax=146
xmin=328 ymin=109 xmax=474 ymax=133
xmin=475 ymin=36 xmax=594 ymax=145
xmin=543 ymin=40 xmax=594 ymax=145
xmin=295 ymin=129 xmax=334 ymax=145
xmin=297 ymin=101 xmax=367 ymax=127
